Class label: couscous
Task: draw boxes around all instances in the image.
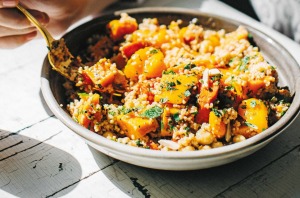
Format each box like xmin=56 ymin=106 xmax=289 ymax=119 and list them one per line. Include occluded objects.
xmin=61 ymin=13 xmax=292 ymax=151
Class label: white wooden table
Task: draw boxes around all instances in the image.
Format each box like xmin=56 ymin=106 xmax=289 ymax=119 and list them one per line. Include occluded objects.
xmin=1 ymin=0 xmax=300 ymax=197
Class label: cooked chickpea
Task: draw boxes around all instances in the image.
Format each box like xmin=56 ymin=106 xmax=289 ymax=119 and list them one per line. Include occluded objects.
xmin=212 ymin=141 xmax=223 ymax=148
xmin=196 ymin=131 xmax=214 ymax=145
xmin=180 ymin=146 xmax=195 ymax=151
xmin=233 ymin=134 xmax=246 ymax=143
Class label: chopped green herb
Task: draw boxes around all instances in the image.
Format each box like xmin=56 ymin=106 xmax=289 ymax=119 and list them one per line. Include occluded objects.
xmin=160 ymin=98 xmax=169 ymax=103
xmin=141 ymin=106 xmax=163 ymax=118
xmin=245 ymin=122 xmax=258 ymax=129
xmin=184 ymin=90 xmax=191 ymax=97
xmin=248 ymin=33 xmax=253 ymax=39
xmin=163 ymin=70 xmax=176 ymax=75
xmin=136 ymin=139 xmax=143 ymax=147
xmin=149 ymin=49 xmax=158 ymax=54
xmin=238 ymin=56 xmax=250 ymax=71
xmin=168 ymin=120 xmax=174 ymax=131
xmin=184 ymin=63 xmax=196 ymax=70
xmin=108 ymin=111 xmax=116 ymax=116
xmin=228 ymin=58 xmax=234 ymax=66
xmin=211 ymin=74 xmax=222 ymax=81
xmin=225 ymin=85 xmax=234 ymax=91
xmin=176 ymin=80 xmax=182 ymax=85
xmin=166 ymin=81 xmax=177 ymax=91
xmin=212 ymin=108 xmax=222 ymax=117
xmin=78 ymin=92 xmax=90 ymax=98
xmin=250 ymin=100 xmax=257 ymax=108
xmin=120 ymin=107 xmax=137 ymax=114
xmin=173 ymin=113 xmax=181 ymax=122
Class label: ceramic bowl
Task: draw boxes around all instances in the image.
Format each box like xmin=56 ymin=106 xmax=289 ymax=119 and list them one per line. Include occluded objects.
xmin=41 ymin=7 xmax=300 ymax=170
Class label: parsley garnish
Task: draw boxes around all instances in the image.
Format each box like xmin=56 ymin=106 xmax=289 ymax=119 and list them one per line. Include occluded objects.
xmin=141 ymin=106 xmax=163 ymax=118
xmin=184 ymin=90 xmax=191 ymax=97
xmin=136 ymin=139 xmax=143 ymax=147
xmin=160 ymin=98 xmax=168 ymax=103
xmin=250 ymin=100 xmax=257 ymax=108
xmin=245 ymin=122 xmax=258 ymax=129
xmin=163 ymin=70 xmax=176 ymax=75
xmin=225 ymin=85 xmax=234 ymax=91
xmin=166 ymin=81 xmax=177 ymax=91
xmin=211 ymin=74 xmax=222 ymax=81
xmin=184 ymin=63 xmax=196 ymax=70
xmin=120 ymin=107 xmax=136 ymax=114
xmin=212 ymin=108 xmax=222 ymax=117
xmin=248 ymin=33 xmax=253 ymax=39
xmin=150 ymin=49 xmax=158 ymax=54
xmin=238 ymin=56 xmax=250 ymax=71
xmin=228 ymin=58 xmax=234 ymax=66
xmin=108 ymin=111 xmax=116 ymax=116
xmin=173 ymin=113 xmax=180 ymax=122
xmin=78 ymin=92 xmax=89 ymax=98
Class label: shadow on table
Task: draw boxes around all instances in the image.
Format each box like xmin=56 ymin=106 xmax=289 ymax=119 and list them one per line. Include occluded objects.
xmin=0 ymin=130 xmax=82 ymax=198
xmin=88 ymin=115 xmax=300 ymax=198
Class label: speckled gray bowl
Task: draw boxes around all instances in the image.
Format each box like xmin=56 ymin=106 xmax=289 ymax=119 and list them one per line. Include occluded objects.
xmin=41 ymin=7 xmax=300 ymax=170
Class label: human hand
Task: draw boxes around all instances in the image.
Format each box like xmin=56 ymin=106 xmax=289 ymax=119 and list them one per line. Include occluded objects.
xmin=0 ymin=0 xmax=49 ymax=48
xmin=0 ymin=0 xmax=116 ymax=49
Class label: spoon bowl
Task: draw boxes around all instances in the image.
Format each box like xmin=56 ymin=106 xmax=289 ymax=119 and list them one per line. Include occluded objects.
xmin=17 ymin=4 xmax=79 ymax=80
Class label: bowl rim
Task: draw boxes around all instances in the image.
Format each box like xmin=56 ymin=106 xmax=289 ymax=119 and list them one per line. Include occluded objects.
xmin=41 ymin=7 xmax=300 ymax=159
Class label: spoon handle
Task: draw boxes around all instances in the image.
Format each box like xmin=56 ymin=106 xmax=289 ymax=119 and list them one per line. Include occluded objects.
xmin=16 ymin=4 xmax=55 ymax=47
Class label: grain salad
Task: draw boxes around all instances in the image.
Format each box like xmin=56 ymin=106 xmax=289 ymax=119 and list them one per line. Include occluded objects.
xmin=62 ymin=13 xmax=292 ymax=151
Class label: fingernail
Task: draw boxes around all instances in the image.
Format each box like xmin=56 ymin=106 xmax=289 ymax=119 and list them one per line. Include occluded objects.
xmin=3 ymin=0 xmax=17 ymax=7
xmin=26 ymin=31 xmax=37 ymax=41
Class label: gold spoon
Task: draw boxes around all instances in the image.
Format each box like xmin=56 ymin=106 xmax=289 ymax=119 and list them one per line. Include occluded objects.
xmin=17 ymin=4 xmax=127 ymax=95
xmin=16 ymin=4 xmax=79 ymax=81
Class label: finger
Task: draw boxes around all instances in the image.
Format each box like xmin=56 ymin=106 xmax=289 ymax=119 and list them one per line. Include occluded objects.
xmin=0 ymin=26 xmax=36 ymax=37
xmin=0 ymin=31 xmax=37 ymax=49
xmin=0 ymin=8 xmax=49 ymax=29
xmin=0 ymin=0 xmax=19 ymax=8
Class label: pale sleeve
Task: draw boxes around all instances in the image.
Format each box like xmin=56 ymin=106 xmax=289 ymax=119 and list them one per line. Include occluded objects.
xmin=250 ymin=0 xmax=300 ymax=43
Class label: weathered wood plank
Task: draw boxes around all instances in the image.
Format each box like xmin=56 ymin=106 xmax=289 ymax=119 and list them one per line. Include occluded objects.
xmin=0 ymin=118 xmax=115 ymax=198
xmin=216 ymin=145 xmax=300 ymax=197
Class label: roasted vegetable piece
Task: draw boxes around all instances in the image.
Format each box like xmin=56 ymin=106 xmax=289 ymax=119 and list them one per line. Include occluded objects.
xmin=121 ymin=41 xmax=145 ymax=59
xmin=72 ymin=93 xmax=102 ymax=131
xmin=209 ymin=110 xmax=226 ymax=138
xmin=195 ymin=83 xmax=219 ymax=124
xmin=81 ymin=58 xmax=117 ymax=87
xmin=160 ymin=107 xmax=180 ymax=136
xmin=124 ymin=47 xmax=167 ymax=80
xmin=107 ymin=13 xmax=138 ymax=41
xmin=154 ymin=73 xmax=198 ymax=104
xmin=246 ymin=79 xmax=265 ymax=96
xmin=238 ymin=98 xmax=268 ymax=133
xmin=116 ymin=115 xmax=159 ymax=139
xmin=143 ymin=48 xmax=167 ymax=78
